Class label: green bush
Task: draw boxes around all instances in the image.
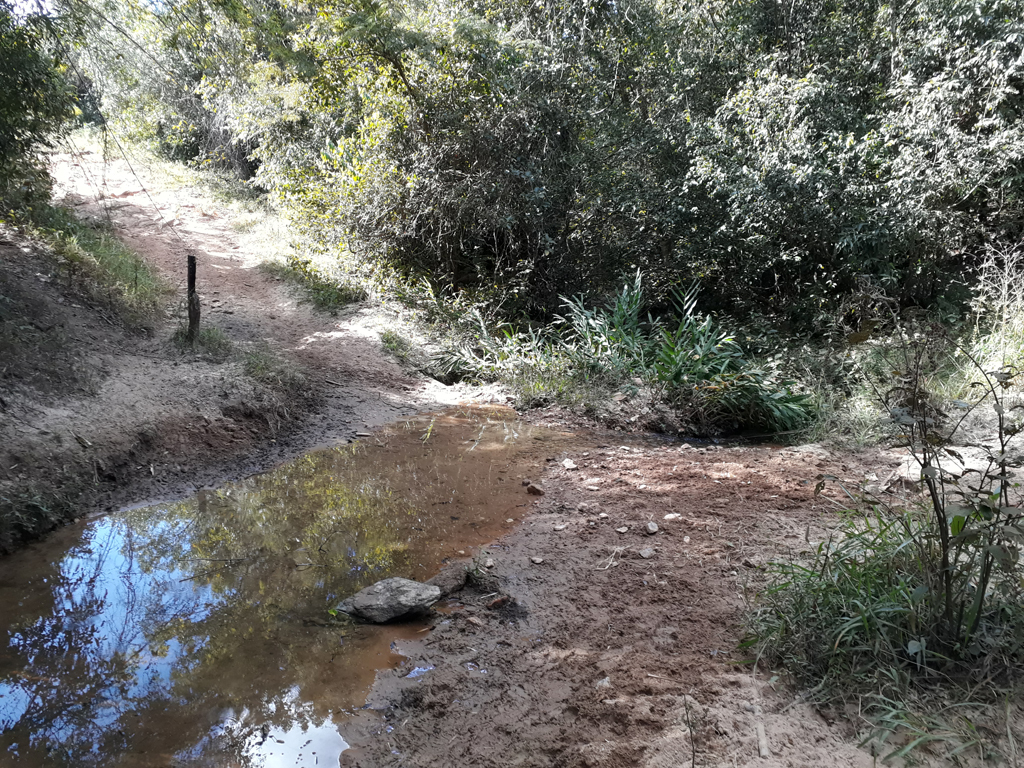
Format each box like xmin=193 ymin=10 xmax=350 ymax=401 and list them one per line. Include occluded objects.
xmin=66 ymin=0 xmax=1024 ymax=328
xmin=1 ymin=3 xmax=73 ymax=211
xmin=436 ymin=273 xmax=810 ymax=433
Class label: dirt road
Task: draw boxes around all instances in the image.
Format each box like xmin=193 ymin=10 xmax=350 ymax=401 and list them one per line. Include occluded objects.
xmin=1 ymin=146 xmax=473 ymax=550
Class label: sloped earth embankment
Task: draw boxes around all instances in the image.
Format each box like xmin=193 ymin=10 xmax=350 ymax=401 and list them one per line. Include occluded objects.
xmin=0 ymin=149 xmax=467 ymax=551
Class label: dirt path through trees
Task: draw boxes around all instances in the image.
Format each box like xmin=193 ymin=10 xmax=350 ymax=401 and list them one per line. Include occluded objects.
xmin=0 ymin=148 xmax=472 ymax=549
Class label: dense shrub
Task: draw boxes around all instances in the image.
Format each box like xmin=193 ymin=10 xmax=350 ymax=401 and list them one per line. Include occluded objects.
xmin=0 ymin=2 xmax=73 ymax=211
xmin=63 ymin=0 xmax=1024 ymax=327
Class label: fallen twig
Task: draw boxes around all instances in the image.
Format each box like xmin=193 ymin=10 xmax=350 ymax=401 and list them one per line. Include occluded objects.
xmin=596 ymin=547 xmax=625 ymax=570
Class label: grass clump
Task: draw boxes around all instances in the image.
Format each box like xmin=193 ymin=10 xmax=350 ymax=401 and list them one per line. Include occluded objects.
xmin=261 ymin=256 xmax=365 ymax=314
xmin=242 ymin=344 xmax=306 ymax=392
xmin=433 ymin=272 xmax=811 ymax=434
xmin=11 ymin=205 xmax=168 ymax=327
xmin=171 ymin=325 xmax=233 ymax=361
xmin=380 ymin=329 xmax=413 ymax=362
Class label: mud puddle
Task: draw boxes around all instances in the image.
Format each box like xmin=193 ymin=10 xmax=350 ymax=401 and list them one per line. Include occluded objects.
xmin=0 ymin=406 xmax=574 ymax=767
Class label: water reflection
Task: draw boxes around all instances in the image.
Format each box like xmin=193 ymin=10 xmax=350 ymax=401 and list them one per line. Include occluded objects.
xmin=0 ymin=407 xmax=567 ymax=766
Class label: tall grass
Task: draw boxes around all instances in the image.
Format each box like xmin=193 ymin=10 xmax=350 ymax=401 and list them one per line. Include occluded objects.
xmin=969 ymin=244 xmax=1024 ymax=373
xmin=747 ymin=291 xmax=1024 ymax=762
xmin=18 ymin=205 xmax=168 ymax=327
xmin=434 ymin=272 xmax=811 ymax=433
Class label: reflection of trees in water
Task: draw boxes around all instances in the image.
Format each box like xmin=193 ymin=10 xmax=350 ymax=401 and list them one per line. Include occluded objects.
xmin=0 ymin=444 xmax=417 ymax=766
xmin=0 ymin=519 xmax=215 ymax=765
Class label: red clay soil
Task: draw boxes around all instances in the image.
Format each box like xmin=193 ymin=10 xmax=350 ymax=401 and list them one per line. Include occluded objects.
xmin=338 ymin=435 xmax=896 ymax=768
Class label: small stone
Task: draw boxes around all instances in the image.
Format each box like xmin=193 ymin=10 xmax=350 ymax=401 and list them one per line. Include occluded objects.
xmin=522 ymin=479 xmax=531 ymax=486
xmin=664 ymin=513 xmax=681 ymax=520
xmin=355 ymin=432 xmax=372 ymax=437
xmin=645 ymin=522 xmax=659 ymax=535
xmin=467 ymin=616 xmax=484 ymax=626
xmin=586 ymin=486 xmax=599 ymax=491
xmin=530 ymin=557 xmax=544 ymax=564
xmin=683 ymin=535 xmax=691 ymax=543
xmin=615 ymin=526 xmax=629 ymax=534
xmin=554 ymin=524 xmax=567 ymax=531
xmin=577 ymin=503 xmax=590 ymax=512
xmin=526 ymin=483 xmax=545 ymax=496
xmin=562 ymin=458 xmax=578 ymax=470
xmin=506 ymin=518 xmax=514 ymax=523
xmin=639 ymin=548 xmax=655 ymax=559
xmin=484 ymin=558 xmax=495 ymax=568
xmin=595 ymin=676 xmax=612 ymax=689
xmin=598 ymin=513 xmax=609 ymax=519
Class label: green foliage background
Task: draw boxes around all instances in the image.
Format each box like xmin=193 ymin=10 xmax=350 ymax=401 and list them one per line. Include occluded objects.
xmin=0 ymin=1 xmax=74 ymax=211
xmin=54 ymin=0 xmax=1024 ymax=326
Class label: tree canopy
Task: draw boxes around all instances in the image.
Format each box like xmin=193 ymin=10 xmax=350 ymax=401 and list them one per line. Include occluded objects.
xmin=23 ymin=0 xmax=1024 ymax=324
xmin=1 ymin=1 xmax=74 ymax=210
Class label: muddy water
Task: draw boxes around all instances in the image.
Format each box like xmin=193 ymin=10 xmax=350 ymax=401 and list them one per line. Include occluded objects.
xmin=0 ymin=407 xmax=571 ymax=767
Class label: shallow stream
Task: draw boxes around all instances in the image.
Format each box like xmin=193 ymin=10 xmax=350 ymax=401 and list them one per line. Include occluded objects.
xmin=0 ymin=407 xmax=570 ymax=766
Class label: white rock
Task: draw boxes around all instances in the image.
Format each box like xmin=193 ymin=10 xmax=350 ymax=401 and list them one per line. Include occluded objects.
xmin=645 ymin=522 xmax=659 ymax=535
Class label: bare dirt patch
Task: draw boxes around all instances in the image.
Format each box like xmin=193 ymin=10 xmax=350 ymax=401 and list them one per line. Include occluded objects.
xmin=338 ymin=434 xmax=903 ymax=768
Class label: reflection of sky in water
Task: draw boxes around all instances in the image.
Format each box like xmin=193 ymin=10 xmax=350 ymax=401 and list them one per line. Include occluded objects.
xmin=0 ymin=407 xmax=556 ymax=766
xmin=220 ymin=687 xmax=349 ymax=768
xmin=0 ymin=517 xmax=218 ymax=756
